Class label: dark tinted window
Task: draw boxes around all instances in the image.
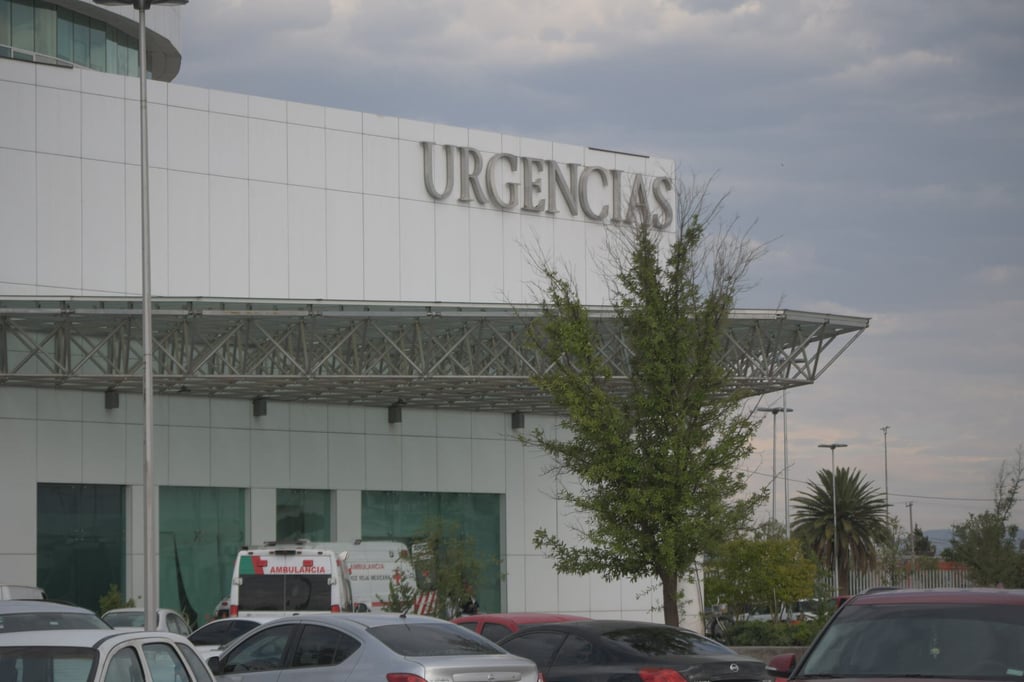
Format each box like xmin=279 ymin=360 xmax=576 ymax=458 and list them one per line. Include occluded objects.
xmin=238 ymin=575 xmax=331 ymax=611
xmin=501 ymin=632 xmax=566 ymax=668
xmin=553 ymin=634 xmax=598 ymax=666
xmin=480 ymin=622 xmax=513 ymax=642
xmin=604 ymin=626 xmax=732 ymax=656
xmin=0 ymin=612 xmax=110 ymax=632
xmin=221 ymin=624 xmax=297 ymax=673
xmin=104 ymin=612 xmax=144 ymax=628
xmin=291 ymin=625 xmax=361 ymax=667
xmin=0 ymin=646 xmax=97 ymax=681
xmin=176 ymin=644 xmax=215 ymax=682
xmin=188 ymin=620 xmax=233 ymax=646
xmin=370 ymin=623 xmax=504 ymax=656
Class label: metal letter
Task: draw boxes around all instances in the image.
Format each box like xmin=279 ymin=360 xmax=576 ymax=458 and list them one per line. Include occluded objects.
xmin=459 ymin=146 xmax=487 ymax=204
xmin=545 ymin=160 xmax=579 ymax=216
xmin=422 ymin=142 xmax=455 ymax=200
xmin=485 ymin=153 xmax=519 ymax=209
xmin=651 ymin=176 xmax=674 ymax=229
xmin=625 ymin=174 xmax=651 ymax=228
xmin=579 ymin=166 xmax=609 ymax=221
xmin=610 ymin=170 xmax=624 ymax=225
xmin=521 ymin=157 xmax=546 ymax=213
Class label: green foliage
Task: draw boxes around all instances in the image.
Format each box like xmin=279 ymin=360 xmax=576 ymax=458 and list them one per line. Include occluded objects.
xmin=523 ymin=184 xmax=767 ymax=626
xmin=703 ymin=530 xmax=817 ymax=621
xmin=911 ymin=525 xmax=936 ymax=557
xmin=725 ymin=619 xmax=824 ymax=646
xmin=98 ymin=584 xmax=135 ymax=615
xmin=943 ymin=446 xmax=1024 ymax=587
xmin=791 ymin=467 xmax=889 ymax=595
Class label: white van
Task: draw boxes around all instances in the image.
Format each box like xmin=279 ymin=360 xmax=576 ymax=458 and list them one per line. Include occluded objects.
xmin=227 ymin=541 xmax=354 ymax=617
xmin=331 ymin=540 xmax=410 ymax=612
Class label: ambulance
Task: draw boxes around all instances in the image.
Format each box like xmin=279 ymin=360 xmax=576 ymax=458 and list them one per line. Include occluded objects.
xmin=227 ymin=540 xmax=354 ymax=617
xmin=333 ymin=540 xmax=411 ymax=612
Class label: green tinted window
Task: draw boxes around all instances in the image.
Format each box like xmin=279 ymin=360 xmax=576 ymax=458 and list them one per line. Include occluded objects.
xmin=33 ymin=1 xmax=55 ymax=57
xmin=361 ymin=491 xmax=502 ymax=612
xmin=160 ymin=487 xmax=245 ymax=629
xmin=10 ymin=0 xmax=32 ymax=51
xmin=277 ymin=489 xmax=331 ymax=542
xmin=37 ymin=483 xmax=126 ymax=614
xmin=0 ymin=0 xmax=11 ymax=47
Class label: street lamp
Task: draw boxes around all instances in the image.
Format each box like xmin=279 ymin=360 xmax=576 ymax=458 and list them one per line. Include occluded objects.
xmin=881 ymin=426 xmax=890 ymax=510
xmin=757 ymin=406 xmax=793 ymax=527
xmin=94 ymin=0 xmax=188 ymax=633
xmin=818 ymin=442 xmax=848 ymax=598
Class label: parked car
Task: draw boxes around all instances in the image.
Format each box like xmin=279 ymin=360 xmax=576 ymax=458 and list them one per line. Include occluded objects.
xmin=453 ymin=612 xmax=590 ymax=642
xmin=0 ymin=627 xmax=215 ymax=681
xmin=188 ymin=614 xmax=287 ymax=658
xmin=0 ymin=599 xmax=110 ymax=632
xmin=101 ymin=607 xmax=193 ymax=635
xmin=767 ymin=587 xmax=1024 ymax=681
xmin=0 ymin=584 xmax=46 ymax=601
xmin=498 ymin=619 xmax=769 ymax=682
xmin=209 ymin=612 xmax=539 ymax=681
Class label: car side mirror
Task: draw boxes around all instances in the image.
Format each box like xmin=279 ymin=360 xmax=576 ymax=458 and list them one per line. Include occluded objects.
xmin=766 ymin=653 xmax=797 ymax=678
xmin=206 ymin=657 xmax=223 ymax=675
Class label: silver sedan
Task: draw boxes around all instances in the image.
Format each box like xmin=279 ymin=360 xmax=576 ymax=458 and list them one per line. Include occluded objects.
xmin=209 ymin=612 xmax=539 ymax=682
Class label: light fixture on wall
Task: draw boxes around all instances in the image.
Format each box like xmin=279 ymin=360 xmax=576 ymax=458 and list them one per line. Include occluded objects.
xmin=252 ymin=396 xmax=268 ymax=417
xmin=104 ymin=388 xmax=119 ymax=410
xmin=511 ymin=411 xmax=525 ymax=430
xmin=388 ymin=400 xmax=405 ymax=424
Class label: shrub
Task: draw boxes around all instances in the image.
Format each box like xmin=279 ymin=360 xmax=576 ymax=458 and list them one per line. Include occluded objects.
xmin=724 ymin=619 xmax=824 ymax=646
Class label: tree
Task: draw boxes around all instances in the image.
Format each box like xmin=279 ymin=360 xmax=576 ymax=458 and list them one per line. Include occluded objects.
xmin=910 ymin=526 xmax=936 ymax=557
xmin=791 ymin=467 xmax=889 ymax=595
xmin=703 ymin=523 xmax=817 ymax=623
xmin=942 ymin=446 xmax=1024 ymax=587
xmin=524 ymin=180 xmax=768 ymax=626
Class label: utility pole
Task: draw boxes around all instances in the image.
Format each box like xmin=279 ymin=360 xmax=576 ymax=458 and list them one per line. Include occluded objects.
xmin=906 ymin=501 xmax=915 ymax=556
xmin=881 ymin=426 xmax=890 ymax=511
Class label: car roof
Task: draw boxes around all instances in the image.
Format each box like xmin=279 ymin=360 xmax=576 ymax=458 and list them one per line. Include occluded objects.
xmin=849 ymin=587 xmax=1024 ymax=607
xmin=293 ymin=613 xmax=450 ymax=628
xmin=0 ymin=628 xmax=192 ymax=648
xmin=193 ymin=615 xmax=284 ymax=629
xmin=0 ymin=600 xmax=96 ymax=615
xmin=455 ymin=613 xmax=588 ymax=625
xmin=501 ymin=619 xmax=702 ymax=636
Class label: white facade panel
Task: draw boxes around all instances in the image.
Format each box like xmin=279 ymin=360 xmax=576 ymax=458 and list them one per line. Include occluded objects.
xmin=328 ymin=432 xmax=367 ymax=490
xmin=402 ymin=436 xmax=440 ymax=492
xmin=82 ymin=160 xmax=128 ymax=296
xmin=0 ymin=418 xmax=37 ymax=553
xmin=289 ymin=431 xmax=330 ymax=489
xmin=399 ymin=198 xmax=436 ymax=301
xmin=168 ymin=170 xmax=211 ymax=296
xmin=434 ymin=202 xmax=470 ymax=302
xmin=82 ymin=93 xmax=125 ymax=163
xmin=287 ymin=122 xmax=326 ymax=189
xmin=209 ymin=112 xmax=249 ymax=178
xmin=0 ymin=80 xmax=35 ymax=152
xmin=287 ymin=185 xmax=327 ymax=298
xmin=0 ymin=149 xmax=37 ymax=295
xmin=469 ymin=208 xmax=504 ymax=302
xmin=362 ymin=195 xmax=401 ymax=300
xmin=36 ymin=154 xmax=82 ymax=294
xmin=167 ymin=105 xmax=209 ymax=174
xmin=211 ymin=428 xmax=252 ymax=488
xmin=249 ymin=118 xmax=287 ymax=184
xmin=437 ymin=437 xmax=473 ymax=493
xmin=36 ymin=86 xmax=81 ymax=157
xmin=249 ymin=181 xmax=289 ymax=298
xmin=251 ymin=429 xmax=290 ymax=487
xmin=168 ymin=426 xmax=210 ymax=486
xmin=363 ymin=134 xmax=399 ymax=198
xmin=470 ymin=438 xmax=506 ymax=493
xmin=325 ymin=190 xmax=364 ymax=298
xmin=325 ymin=129 xmax=363 ymax=193
xmin=146 ymin=167 xmax=171 ymax=296
xmin=209 ymin=176 xmax=250 ymax=297
xmin=365 ymin=434 xmax=403 ymax=490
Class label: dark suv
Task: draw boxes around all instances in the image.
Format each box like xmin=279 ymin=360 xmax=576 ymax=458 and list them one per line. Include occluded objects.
xmin=768 ymin=588 xmax=1024 ymax=681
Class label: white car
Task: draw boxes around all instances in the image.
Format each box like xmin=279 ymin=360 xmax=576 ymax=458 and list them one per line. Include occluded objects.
xmin=0 ymin=599 xmax=109 ymax=632
xmin=101 ymin=607 xmax=193 ymax=635
xmin=0 ymin=628 xmax=215 ymax=681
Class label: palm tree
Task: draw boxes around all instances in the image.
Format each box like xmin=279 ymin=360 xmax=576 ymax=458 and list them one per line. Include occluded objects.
xmin=792 ymin=467 xmax=889 ymax=595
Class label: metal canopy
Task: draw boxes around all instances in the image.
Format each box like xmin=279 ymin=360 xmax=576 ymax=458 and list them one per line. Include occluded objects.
xmin=0 ymin=298 xmax=868 ymax=414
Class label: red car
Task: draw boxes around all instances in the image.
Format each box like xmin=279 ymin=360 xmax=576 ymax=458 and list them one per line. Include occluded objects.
xmin=768 ymin=588 xmax=1024 ymax=681
xmin=453 ymin=612 xmax=589 ymax=642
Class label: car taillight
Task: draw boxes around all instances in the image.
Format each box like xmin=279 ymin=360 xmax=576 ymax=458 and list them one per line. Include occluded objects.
xmin=386 ymin=675 xmax=428 ymax=682
xmin=330 ymin=604 xmax=340 ymax=613
xmin=638 ymin=669 xmax=687 ymax=682
xmin=229 ymin=605 xmax=238 ymax=617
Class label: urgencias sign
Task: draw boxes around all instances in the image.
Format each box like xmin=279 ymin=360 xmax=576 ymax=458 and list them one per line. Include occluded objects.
xmin=421 ymin=142 xmax=673 ymax=230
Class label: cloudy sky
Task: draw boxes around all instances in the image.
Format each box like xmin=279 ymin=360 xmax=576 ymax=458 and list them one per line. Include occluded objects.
xmin=175 ymin=0 xmax=1023 ymax=535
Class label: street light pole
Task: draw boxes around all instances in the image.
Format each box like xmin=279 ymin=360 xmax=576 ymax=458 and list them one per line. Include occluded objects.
xmin=818 ymin=442 xmax=848 ymax=598
xmin=94 ymin=0 xmax=188 ymax=633
xmin=782 ymin=391 xmax=792 ymax=537
xmin=757 ymin=406 xmax=793 ymax=527
xmin=881 ymin=426 xmax=890 ymax=511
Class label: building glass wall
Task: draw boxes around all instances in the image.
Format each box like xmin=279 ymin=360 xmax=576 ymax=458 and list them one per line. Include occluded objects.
xmin=0 ymin=0 xmax=137 ymax=73
xmin=276 ymin=489 xmax=331 ymax=542
xmin=36 ymin=483 xmax=125 ymax=614
xmin=361 ymin=491 xmax=502 ymax=612
xmin=159 ymin=487 xmax=245 ymax=627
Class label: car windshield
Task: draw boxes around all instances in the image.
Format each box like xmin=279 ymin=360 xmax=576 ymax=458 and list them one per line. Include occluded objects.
xmin=369 ymin=623 xmax=504 ymax=656
xmin=103 ymin=612 xmax=145 ymax=628
xmin=0 ymin=613 xmax=110 ymax=633
xmin=237 ymin=575 xmax=331 ymax=611
xmin=605 ymin=626 xmax=733 ymax=657
xmin=0 ymin=646 xmax=97 ymax=682
xmin=799 ymin=602 xmax=1024 ymax=680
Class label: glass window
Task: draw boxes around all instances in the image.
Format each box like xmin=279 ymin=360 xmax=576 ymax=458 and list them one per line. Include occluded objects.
xmin=55 ymin=6 xmax=71 ymax=62
xmin=125 ymin=37 xmax=137 ymax=77
xmin=0 ymin=611 xmax=109 ymax=632
xmin=606 ymin=625 xmax=732 ymax=656
xmin=72 ymin=12 xmax=88 ymax=65
xmin=142 ymin=642 xmax=189 ymax=682
xmin=500 ymin=632 xmax=566 ymax=669
xmin=159 ymin=487 xmax=246 ymax=629
xmin=10 ymin=0 xmax=32 ymax=52
xmin=0 ymin=646 xmax=97 ymax=682
xmin=237 ymin=574 xmax=332 ymax=612
xmin=188 ymin=620 xmax=233 ymax=647
xmin=0 ymin=0 xmax=11 ymax=47
xmin=176 ymin=644 xmax=215 ymax=682
xmin=105 ymin=25 xmax=117 ymax=73
xmin=276 ymin=489 xmax=331 ymax=542
xmin=33 ymin=1 xmax=55 ymax=58
xmin=221 ymin=624 xmax=297 ymax=674
xmin=88 ymin=16 xmax=104 ymax=71
xmin=369 ymin=623 xmax=503 ymax=656
xmin=104 ymin=647 xmax=145 ymax=682
xmin=480 ymin=622 xmax=513 ymax=642
xmin=361 ymin=491 xmax=503 ymax=612
xmin=37 ymin=484 xmax=126 ymax=614
xmin=553 ymin=634 xmax=598 ymax=666
xmin=291 ymin=625 xmax=360 ymax=668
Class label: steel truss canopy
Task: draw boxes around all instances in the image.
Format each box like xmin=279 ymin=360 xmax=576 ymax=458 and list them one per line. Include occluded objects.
xmin=0 ymin=298 xmax=868 ymax=414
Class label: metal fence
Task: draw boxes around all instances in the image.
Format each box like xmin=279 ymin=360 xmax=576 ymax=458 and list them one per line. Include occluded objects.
xmin=843 ymin=568 xmax=973 ymax=593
